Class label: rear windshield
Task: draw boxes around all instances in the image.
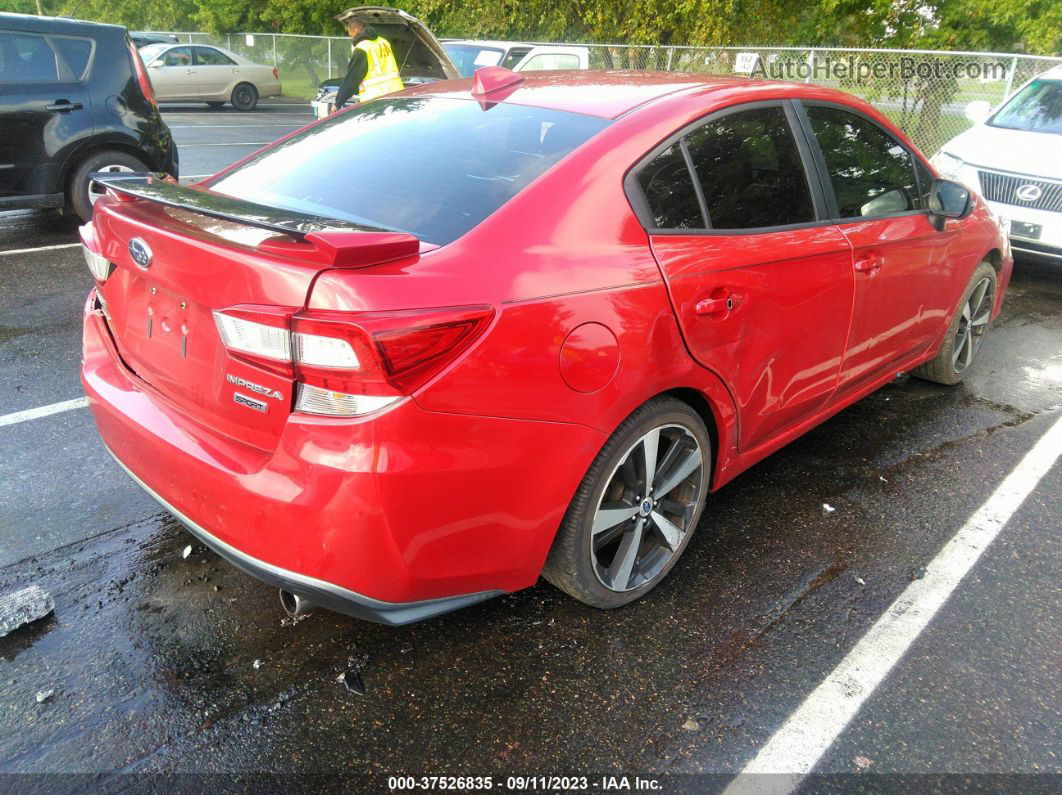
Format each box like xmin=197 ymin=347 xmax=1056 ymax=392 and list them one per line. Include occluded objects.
xmin=209 ymin=96 xmax=609 ymax=246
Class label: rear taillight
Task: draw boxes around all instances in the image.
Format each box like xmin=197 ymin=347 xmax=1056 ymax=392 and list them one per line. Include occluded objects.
xmin=128 ymin=39 xmax=157 ymax=108
xmin=272 ymin=66 xmax=279 ymax=81
xmin=212 ymin=305 xmax=494 ymax=417
xmin=79 ymin=222 xmax=111 ymax=281
xmin=213 ymin=308 xmax=292 ymax=367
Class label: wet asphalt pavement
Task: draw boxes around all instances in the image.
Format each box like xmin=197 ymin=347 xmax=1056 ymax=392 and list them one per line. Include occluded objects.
xmin=0 ymin=102 xmax=1060 ymax=791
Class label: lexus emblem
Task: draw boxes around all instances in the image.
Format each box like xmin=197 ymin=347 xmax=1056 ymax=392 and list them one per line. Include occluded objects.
xmin=128 ymin=237 xmax=152 ymax=269
xmin=1014 ymin=184 xmax=1042 ymax=202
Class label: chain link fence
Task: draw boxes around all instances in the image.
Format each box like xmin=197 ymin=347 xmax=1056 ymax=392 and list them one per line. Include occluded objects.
xmin=156 ymin=32 xmax=1061 ymax=154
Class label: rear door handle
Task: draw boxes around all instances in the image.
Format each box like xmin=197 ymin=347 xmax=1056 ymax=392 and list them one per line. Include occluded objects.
xmin=854 ymin=252 xmax=884 ymax=275
xmin=45 ymin=101 xmax=83 ymax=112
xmin=695 ymin=290 xmax=744 ymax=317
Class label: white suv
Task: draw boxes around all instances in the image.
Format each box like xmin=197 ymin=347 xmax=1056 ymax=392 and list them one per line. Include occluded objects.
xmin=442 ymin=40 xmax=590 ymax=77
xmin=931 ymin=65 xmax=1061 ymax=263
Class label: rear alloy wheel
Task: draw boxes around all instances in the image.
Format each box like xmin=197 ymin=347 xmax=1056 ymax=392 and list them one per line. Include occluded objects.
xmin=67 ymin=151 xmax=148 ymax=223
xmin=543 ymin=397 xmax=710 ymax=608
xmin=231 ymin=83 xmax=258 ymax=111
xmin=913 ymin=262 xmax=997 ymax=385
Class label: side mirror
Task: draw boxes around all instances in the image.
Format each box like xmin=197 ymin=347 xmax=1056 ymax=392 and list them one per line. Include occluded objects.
xmin=963 ymin=100 xmax=991 ymax=125
xmin=147 ymin=60 xmax=162 ymax=68
xmin=928 ymin=179 xmax=973 ymax=229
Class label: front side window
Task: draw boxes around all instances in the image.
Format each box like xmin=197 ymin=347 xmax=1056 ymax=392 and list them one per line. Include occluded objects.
xmin=0 ymin=32 xmax=59 ymax=82
xmin=685 ymin=106 xmax=815 ymax=230
xmin=210 ymin=97 xmax=609 ymax=246
xmin=806 ymin=106 xmax=919 ymax=219
xmin=161 ymin=47 xmax=193 ymax=67
xmin=990 ymin=79 xmax=1062 ymax=135
xmin=196 ymin=47 xmax=236 ymax=66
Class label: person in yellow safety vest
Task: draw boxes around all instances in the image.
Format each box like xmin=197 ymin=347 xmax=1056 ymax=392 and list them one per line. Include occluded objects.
xmin=332 ymin=9 xmax=405 ymax=113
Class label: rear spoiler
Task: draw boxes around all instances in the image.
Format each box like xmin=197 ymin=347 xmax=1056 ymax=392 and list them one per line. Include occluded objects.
xmin=91 ymin=173 xmax=421 ymax=267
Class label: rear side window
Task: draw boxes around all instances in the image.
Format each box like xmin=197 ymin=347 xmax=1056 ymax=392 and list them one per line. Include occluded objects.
xmin=501 ymin=48 xmax=532 ymax=69
xmin=196 ymin=47 xmax=235 ymax=66
xmin=686 ymin=106 xmax=815 ymax=230
xmin=806 ymin=106 xmax=919 ymax=219
xmin=210 ymin=97 xmax=610 ymax=246
xmin=638 ymin=143 xmax=703 ymax=229
xmin=0 ymin=32 xmax=59 ymax=82
xmin=51 ymin=36 xmax=93 ymax=80
xmin=520 ymin=53 xmax=581 ymax=71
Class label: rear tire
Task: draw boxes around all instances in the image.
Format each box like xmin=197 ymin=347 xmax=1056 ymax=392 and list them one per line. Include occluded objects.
xmin=206 ymin=101 xmax=225 ymax=110
xmin=542 ymin=397 xmax=711 ymax=609
xmin=230 ymin=83 xmax=258 ymax=111
xmin=67 ymin=150 xmax=148 ymax=223
xmin=913 ymin=262 xmax=997 ymax=385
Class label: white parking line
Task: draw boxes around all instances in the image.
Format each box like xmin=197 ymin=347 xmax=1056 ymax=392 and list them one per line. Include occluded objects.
xmin=724 ymin=412 xmax=1062 ymax=795
xmin=0 ymin=243 xmax=80 ymax=257
xmin=0 ymin=397 xmax=88 ymax=428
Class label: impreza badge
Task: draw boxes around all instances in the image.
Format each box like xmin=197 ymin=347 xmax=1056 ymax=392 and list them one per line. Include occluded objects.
xmin=226 ymin=373 xmax=283 ymax=401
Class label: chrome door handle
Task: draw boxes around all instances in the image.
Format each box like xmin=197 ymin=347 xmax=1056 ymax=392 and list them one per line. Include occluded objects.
xmin=45 ymin=101 xmax=83 ymax=112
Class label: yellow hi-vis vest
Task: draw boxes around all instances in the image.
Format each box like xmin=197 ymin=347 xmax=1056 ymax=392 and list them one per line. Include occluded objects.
xmin=354 ymin=36 xmax=404 ymax=100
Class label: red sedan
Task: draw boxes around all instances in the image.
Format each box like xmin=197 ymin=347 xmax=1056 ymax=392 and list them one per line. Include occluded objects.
xmin=81 ymin=69 xmax=1012 ymax=624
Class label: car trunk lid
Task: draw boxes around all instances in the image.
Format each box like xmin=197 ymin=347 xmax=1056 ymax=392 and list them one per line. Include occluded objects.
xmin=89 ymin=175 xmax=419 ymax=451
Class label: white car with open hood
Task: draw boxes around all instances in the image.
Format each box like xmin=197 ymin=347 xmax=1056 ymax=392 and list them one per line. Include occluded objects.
xmin=931 ymin=65 xmax=1062 ymax=263
xmin=310 ymin=6 xmax=459 ymax=119
xmin=442 ymin=40 xmax=591 ymax=77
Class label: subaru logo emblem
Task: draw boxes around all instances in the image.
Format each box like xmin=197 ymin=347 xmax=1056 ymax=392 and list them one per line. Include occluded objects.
xmin=128 ymin=237 xmax=152 ymax=269
xmin=642 ymin=500 xmax=652 ymax=513
xmin=1014 ymin=184 xmax=1042 ymax=203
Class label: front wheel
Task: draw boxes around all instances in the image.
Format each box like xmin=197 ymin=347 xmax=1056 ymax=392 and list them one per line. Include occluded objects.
xmin=542 ymin=397 xmax=711 ymax=608
xmin=913 ymin=262 xmax=997 ymax=385
xmin=230 ymin=83 xmax=258 ymax=111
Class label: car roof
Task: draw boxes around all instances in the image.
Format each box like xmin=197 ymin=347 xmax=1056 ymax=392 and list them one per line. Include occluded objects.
xmin=0 ymin=11 xmax=126 ymax=35
xmin=402 ymin=69 xmax=867 ymax=120
xmin=444 ymin=40 xmax=525 ymax=49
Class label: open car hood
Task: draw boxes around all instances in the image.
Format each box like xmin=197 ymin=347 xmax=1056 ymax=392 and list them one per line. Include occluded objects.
xmin=336 ymin=6 xmax=459 ymax=82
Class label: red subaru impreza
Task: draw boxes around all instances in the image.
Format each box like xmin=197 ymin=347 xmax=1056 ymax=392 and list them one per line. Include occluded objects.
xmin=81 ymin=69 xmax=1012 ymax=624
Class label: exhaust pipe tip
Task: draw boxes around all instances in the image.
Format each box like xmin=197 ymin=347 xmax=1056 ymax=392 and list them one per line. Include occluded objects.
xmin=279 ymin=588 xmax=315 ymax=618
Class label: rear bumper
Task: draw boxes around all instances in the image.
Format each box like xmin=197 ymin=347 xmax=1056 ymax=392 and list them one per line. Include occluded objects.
xmin=108 ymin=450 xmax=499 ymax=625
xmin=82 ymin=295 xmax=603 ymax=621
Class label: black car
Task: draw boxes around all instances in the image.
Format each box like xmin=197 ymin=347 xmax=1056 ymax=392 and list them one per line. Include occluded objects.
xmin=0 ymin=13 xmax=178 ymax=222
xmin=129 ymin=31 xmax=178 ymax=48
